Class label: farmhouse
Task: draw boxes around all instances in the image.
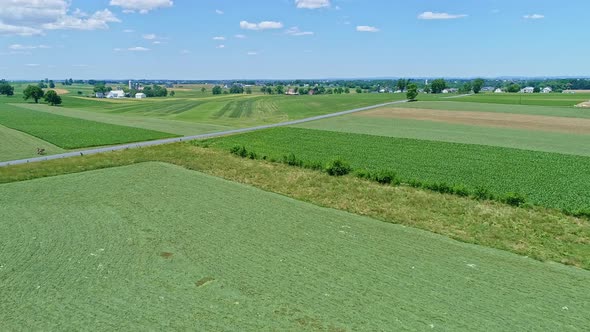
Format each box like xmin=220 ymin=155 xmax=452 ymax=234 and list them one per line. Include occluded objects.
xmin=285 ymin=88 xmax=299 ymax=95
xmin=135 ymin=93 xmax=147 ymax=99
xmin=520 ymin=87 xmax=535 ymax=93
xmin=95 ymin=92 xmax=105 ymax=98
xmin=494 ymin=88 xmax=504 ymax=93
xmin=107 ymin=90 xmax=126 ymax=98
xmin=542 ymin=87 xmax=553 ymax=93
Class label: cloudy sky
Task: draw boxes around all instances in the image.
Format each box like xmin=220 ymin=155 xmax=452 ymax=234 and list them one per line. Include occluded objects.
xmin=0 ymin=0 xmax=588 ymax=79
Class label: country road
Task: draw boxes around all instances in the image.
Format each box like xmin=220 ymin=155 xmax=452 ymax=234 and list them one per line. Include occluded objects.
xmin=0 ymin=99 xmax=408 ymax=168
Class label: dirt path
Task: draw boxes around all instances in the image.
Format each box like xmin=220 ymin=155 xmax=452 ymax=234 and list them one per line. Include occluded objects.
xmin=359 ymin=107 xmax=590 ymax=134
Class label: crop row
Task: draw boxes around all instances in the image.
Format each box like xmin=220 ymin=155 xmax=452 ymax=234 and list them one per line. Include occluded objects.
xmin=0 ymin=105 xmax=177 ymax=149
xmin=202 ymin=127 xmax=590 ymax=214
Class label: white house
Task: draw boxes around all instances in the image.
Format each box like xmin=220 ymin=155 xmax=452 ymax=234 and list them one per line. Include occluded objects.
xmin=135 ymin=93 xmax=147 ymax=99
xmin=542 ymin=87 xmax=552 ymax=93
xmin=107 ymin=90 xmax=126 ymax=98
xmin=520 ymin=87 xmax=535 ymax=93
xmin=494 ymin=88 xmax=504 ymax=93
xmin=95 ymin=92 xmax=105 ymax=98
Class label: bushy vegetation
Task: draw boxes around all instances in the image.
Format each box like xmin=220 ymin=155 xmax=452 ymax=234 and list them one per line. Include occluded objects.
xmin=206 ymin=127 xmax=590 ymax=214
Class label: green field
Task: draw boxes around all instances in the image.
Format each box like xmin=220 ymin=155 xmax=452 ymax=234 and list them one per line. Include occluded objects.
xmin=0 ymin=124 xmax=65 ymax=160
xmin=1 ymin=162 xmax=588 ymax=330
xmin=295 ymin=112 xmax=590 ymax=156
xmin=448 ymin=92 xmax=590 ymax=107
xmin=205 ymin=127 xmax=590 ymax=213
xmin=392 ymin=101 xmax=590 ymax=119
xmin=58 ymin=93 xmax=404 ymax=127
xmin=0 ymin=104 xmax=176 ymax=150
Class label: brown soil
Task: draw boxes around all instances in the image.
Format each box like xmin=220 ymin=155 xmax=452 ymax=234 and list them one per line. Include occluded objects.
xmin=195 ymin=277 xmax=215 ymax=287
xmin=44 ymin=88 xmax=70 ymax=95
xmin=576 ymin=101 xmax=590 ymax=108
xmin=359 ymin=108 xmax=590 ymax=134
xmin=160 ymin=252 xmax=173 ymax=259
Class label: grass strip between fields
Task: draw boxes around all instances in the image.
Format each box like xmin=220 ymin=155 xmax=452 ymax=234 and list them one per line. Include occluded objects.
xmin=1 ymin=143 xmax=588 ymax=270
xmin=203 ymin=127 xmax=590 ymax=215
xmin=0 ymin=104 xmax=178 ymax=149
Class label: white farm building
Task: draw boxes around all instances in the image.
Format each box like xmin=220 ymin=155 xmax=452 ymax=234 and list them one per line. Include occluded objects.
xmin=135 ymin=93 xmax=147 ymax=99
xmin=520 ymin=87 xmax=535 ymax=93
xmin=494 ymin=88 xmax=504 ymax=93
xmin=107 ymin=90 xmax=126 ymax=98
xmin=542 ymin=87 xmax=553 ymax=93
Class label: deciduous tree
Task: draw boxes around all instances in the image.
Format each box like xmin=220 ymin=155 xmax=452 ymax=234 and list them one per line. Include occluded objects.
xmin=472 ymin=78 xmax=484 ymax=94
xmin=44 ymin=90 xmax=62 ymax=106
xmin=23 ymin=85 xmax=44 ymax=103
xmin=406 ymin=83 xmax=418 ymax=101
xmin=430 ymin=79 xmax=447 ymax=94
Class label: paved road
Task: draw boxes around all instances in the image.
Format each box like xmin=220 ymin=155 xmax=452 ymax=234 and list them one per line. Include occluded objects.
xmin=0 ymin=99 xmax=408 ymax=168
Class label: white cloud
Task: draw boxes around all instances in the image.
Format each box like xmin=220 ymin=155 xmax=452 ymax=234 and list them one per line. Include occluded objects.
xmin=524 ymin=14 xmax=544 ymax=19
xmin=143 ymin=33 xmax=157 ymax=40
xmin=418 ymin=12 xmax=468 ymax=20
xmin=240 ymin=20 xmax=283 ymax=31
xmin=180 ymin=49 xmax=190 ymax=54
xmin=25 ymin=63 xmax=40 ymax=67
xmin=356 ymin=25 xmax=379 ymax=32
xmin=215 ymin=9 xmax=224 ymax=15
xmin=109 ymin=0 xmax=173 ymax=14
xmin=128 ymin=46 xmax=150 ymax=51
xmin=123 ymin=29 xmax=134 ymax=33
xmin=152 ymin=40 xmax=161 ymax=44
xmin=0 ymin=22 xmax=42 ymax=36
xmin=247 ymin=51 xmax=258 ymax=56
xmin=295 ymin=0 xmax=330 ymax=9
xmin=0 ymin=1 xmax=120 ymax=35
xmin=285 ymin=27 xmax=314 ymax=36
xmin=216 ymin=44 xmax=225 ymax=49
xmin=213 ymin=36 xmax=226 ymax=40
xmin=234 ymin=34 xmax=246 ymax=39
xmin=8 ymin=44 xmax=50 ymax=50
xmin=42 ymin=9 xmax=120 ymax=30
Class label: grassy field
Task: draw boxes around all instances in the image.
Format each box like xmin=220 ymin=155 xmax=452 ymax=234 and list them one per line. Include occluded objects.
xmin=1 ymin=144 xmax=589 ymax=270
xmin=295 ymin=111 xmax=590 ymax=156
xmin=1 ymin=161 xmax=588 ymax=330
xmin=449 ymin=92 xmax=590 ymax=107
xmin=0 ymin=103 xmax=177 ymax=150
xmin=59 ymin=93 xmax=404 ymax=127
xmin=0 ymin=124 xmax=65 ymax=160
xmin=204 ymin=127 xmax=590 ymax=213
xmin=392 ymin=101 xmax=590 ymax=119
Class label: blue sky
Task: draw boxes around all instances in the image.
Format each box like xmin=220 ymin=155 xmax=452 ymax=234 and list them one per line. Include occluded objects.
xmin=0 ymin=0 xmax=588 ymax=80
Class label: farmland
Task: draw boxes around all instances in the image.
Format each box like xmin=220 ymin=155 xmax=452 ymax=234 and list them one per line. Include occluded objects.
xmin=1 ymin=162 xmax=588 ymax=330
xmin=451 ymin=92 xmax=590 ymax=107
xmin=0 ymin=103 xmax=176 ymax=149
xmin=0 ymin=84 xmax=404 ymax=161
xmin=295 ymin=107 xmax=590 ymax=156
xmin=204 ymin=127 xmax=590 ymax=213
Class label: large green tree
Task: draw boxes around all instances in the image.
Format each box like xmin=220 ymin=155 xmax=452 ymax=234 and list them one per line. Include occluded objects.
xmin=0 ymin=82 xmax=15 ymax=96
xmin=472 ymin=78 xmax=484 ymax=94
xmin=44 ymin=90 xmax=62 ymax=106
xmin=212 ymin=85 xmax=222 ymax=95
xmin=23 ymin=85 xmax=45 ymax=103
xmin=406 ymin=83 xmax=418 ymax=101
xmin=506 ymin=83 xmax=521 ymax=93
xmin=430 ymin=79 xmax=447 ymax=94
xmin=396 ymin=78 xmax=410 ymax=92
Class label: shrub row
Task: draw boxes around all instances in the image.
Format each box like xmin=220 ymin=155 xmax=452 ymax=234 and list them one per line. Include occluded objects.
xmin=228 ymin=145 xmax=533 ymax=209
